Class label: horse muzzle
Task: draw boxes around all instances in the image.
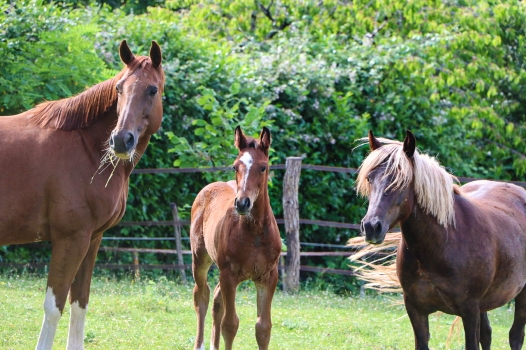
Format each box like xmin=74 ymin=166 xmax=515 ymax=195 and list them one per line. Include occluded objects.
xmin=110 ymin=130 xmax=136 ymax=159
xmin=361 ymin=218 xmax=386 ymax=245
xmin=234 ymin=197 xmax=251 ymax=215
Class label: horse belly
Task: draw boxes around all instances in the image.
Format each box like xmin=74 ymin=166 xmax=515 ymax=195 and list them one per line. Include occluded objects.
xmin=0 ymin=122 xmax=124 ymax=244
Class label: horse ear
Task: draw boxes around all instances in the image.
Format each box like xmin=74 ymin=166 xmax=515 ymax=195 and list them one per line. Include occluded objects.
xmin=234 ymin=126 xmax=248 ymax=150
xmin=259 ymin=127 xmax=271 ymax=154
xmin=368 ymin=130 xmax=382 ymax=151
xmin=403 ymin=129 xmax=416 ymax=158
xmin=149 ymin=40 xmax=162 ymax=69
xmin=119 ymin=40 xmax=135 ymax=66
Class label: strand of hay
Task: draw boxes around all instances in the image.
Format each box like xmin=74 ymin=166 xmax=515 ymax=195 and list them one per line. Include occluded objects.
xmin=348 ymin=232 xmax=402 ymax=293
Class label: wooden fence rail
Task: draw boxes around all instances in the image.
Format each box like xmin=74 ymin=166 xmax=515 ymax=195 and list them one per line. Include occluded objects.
xmin=7 ymin=162 xmax=523 ymax=282
xmin=108 ymin=160 xmax=526 ymax=282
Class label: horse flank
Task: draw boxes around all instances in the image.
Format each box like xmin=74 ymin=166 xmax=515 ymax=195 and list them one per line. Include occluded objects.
xmin=356 ymin=138 xmax=458 ymax=227
xmin=29 ymin=56 xmax=159 ymax=131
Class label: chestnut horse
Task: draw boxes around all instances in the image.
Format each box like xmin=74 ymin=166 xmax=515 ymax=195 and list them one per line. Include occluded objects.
xmin=190 ymin=126 xmax=281 ymax=350
xmin=357 ymin=129 xmax=526 ymax=349
xmin=0 ymin=40 xmax=164 ymax=349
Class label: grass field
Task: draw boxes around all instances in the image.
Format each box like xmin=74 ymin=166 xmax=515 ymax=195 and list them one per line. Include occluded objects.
xmin=0 ymin=274 xmax=517 ymax=349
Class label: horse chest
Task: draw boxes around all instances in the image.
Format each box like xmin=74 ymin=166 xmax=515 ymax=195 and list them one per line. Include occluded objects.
xmin=219 ymin=237 xmax=279 ymax=280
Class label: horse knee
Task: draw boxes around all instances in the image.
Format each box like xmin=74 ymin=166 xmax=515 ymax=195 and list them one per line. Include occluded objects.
xmin=221 ymin=315 xmax=239 ymax=337
xmin=256 ymin=319 xmax=272 ymax=334
xmin=255 ymin=319 xmax=272 ymax=344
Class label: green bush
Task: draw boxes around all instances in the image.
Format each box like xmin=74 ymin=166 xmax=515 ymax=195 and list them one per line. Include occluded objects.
xmin=2 ymin=0 xmax=526 ymax=293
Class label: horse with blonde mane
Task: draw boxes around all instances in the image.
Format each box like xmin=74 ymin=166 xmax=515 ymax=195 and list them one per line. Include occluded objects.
xmin=0 ymin=40 xmax=164 ymax=349
xmin=356 ymin=130 xmax=526 ymax=350
xmin=190 ymin=126 xmax=281 ymax=350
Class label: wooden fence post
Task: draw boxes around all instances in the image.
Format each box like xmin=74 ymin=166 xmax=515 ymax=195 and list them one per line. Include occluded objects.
xmin=133 ymin=251 xmax=140 ymax=280
xmin=171 ymin=202 xmax=186 ymax=284
xmin=282 ymin=156 xmax=302 ymax=293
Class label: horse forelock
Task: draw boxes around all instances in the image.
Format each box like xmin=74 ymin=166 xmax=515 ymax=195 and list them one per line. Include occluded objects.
xmin=356 ymin=138 xmax=457 ymax=228
xmin=29 ymin=56 xmax=164 ymax=131
xmin=240 ymin=136 xmax=267 ymax=155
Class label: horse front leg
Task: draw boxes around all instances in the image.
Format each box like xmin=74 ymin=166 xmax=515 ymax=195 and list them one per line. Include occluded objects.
xmin=219 ymin=271 xmax=240 ymax=350
xmin=36 ymin=233 xmax=91 ymax=350
xmin=404 ymin=295 xmax=430 ymax=350
xmin=67 ymin=234 xmax=103 ymax=350
xmin=254 ymin=267 xmax=278 ymax=350
xmin=459 ymin=302 xmax=481 ymax=350
xmin=479 ymin=312 xmax=491 ymax=350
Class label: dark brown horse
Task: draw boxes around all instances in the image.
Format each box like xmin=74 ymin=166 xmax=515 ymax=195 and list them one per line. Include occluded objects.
xmin=357 ymin=130 xmax=526 ymax=350
xmin=0 ymin=40 xmax=164 ymax=349
xmin=190 ymin=126 xmax=281 ymax=350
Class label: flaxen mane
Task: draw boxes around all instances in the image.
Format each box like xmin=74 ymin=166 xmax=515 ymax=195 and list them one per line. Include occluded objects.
xmin=29 ymin=56 xmax=158 ymax=131
xmin=356 ymin=138 xmax=459 ymax=227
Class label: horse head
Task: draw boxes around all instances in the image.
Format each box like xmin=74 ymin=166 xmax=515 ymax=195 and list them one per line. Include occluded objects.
xmin=109 ymin=40 xmax=164 ymax=160
xmin=232 ymin=126 xmax=271 ymax=215
xmin=359 ymin=130 xmax=416 ymax=244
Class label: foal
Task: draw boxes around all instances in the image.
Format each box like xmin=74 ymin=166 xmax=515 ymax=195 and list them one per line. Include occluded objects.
xmin=190 ymin=126 xmax=281 ymax=350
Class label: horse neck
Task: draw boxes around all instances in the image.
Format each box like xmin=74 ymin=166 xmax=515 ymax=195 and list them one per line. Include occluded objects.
xmin=246 ymin=181 xmax=272 ymax=225
xmin=400 ymin=197 xmax=452 ymax=254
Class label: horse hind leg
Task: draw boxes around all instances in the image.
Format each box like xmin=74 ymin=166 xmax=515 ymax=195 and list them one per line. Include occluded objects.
xmin=479 ymin=312 xmax=491 ymax=350
xmin=510 ymin=288 xmax=526 ymax=349
xmin=210 ymin=283 xmax=224 ymax=350
xmin=254 ymin=267 xmax=279 ymax=350
xmin=67 ymin=234 xmax=103 ymax=350
xmin=192 ymin=250 xmax=213 ymax=350
xmin=36 ymin=233 xmax=91 ymax=350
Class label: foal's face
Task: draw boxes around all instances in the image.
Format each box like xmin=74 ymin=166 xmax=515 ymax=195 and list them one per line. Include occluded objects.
xmin=110 ymin=40 xmax=164 ymax=160
xmin=232 ymin=126 xmax=271 ymax=215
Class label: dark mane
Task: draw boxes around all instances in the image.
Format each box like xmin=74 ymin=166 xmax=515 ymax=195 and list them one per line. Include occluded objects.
xmin=29 ymin=56 xmax=155 ymax=131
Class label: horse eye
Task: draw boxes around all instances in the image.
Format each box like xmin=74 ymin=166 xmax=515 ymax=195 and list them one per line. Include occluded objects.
xmin=149 ymin=86 xmax=158 ymax=96
xmin=232 ymin=165 xmax=237 ymax=172
xmin=115 ymin=85 xmax=121 ymax=93
xmin=261 ymin=166 xmax=267 ymax=173
xmin=367 ymin=175 xmax=371 ymax=183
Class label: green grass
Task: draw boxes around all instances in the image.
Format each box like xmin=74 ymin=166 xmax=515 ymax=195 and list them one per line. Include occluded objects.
xmin=0 ymin=274 xmax=517 ymax=349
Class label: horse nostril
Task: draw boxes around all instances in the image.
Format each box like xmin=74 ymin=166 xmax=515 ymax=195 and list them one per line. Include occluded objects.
xmin=242 ymin=198 xmax=250 ymax=209
xmin=234 ymin=198 xmax=238 ymax=207
xmin=124 ymin=132 xmax=135 ymax=151
xmin=373 ymin=221 xmax=382 ymax=236
xmin=109 ymin=136 xmax=115 ymax=148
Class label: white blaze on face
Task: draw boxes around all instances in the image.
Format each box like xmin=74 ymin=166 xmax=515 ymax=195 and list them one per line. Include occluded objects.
xmin=36 ymin=287 xmax=62 ymax=350
xmin=239 ymin=152 xmax=253 ymax=192
xmin=119 ymin=76 xmax=138 ymax=125
xmin=67 ymin=301 xmax=88 ymax=349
